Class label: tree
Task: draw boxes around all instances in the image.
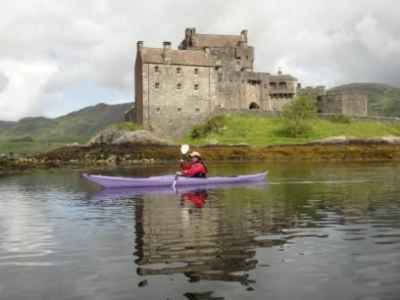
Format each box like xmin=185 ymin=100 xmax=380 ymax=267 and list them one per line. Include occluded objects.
xmin=280 ymin=95 xmax=317 ymax=137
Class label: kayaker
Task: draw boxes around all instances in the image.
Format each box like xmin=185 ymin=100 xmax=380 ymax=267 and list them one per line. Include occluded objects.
xmin=177 ymin=151 xmax=208 ymax=178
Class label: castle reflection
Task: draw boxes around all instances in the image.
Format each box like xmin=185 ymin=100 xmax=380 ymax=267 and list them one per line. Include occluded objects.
xmin=133 ymin=185 xmax=290 ymax=284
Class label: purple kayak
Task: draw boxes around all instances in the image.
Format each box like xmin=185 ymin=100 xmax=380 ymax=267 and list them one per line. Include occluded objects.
xmin=82 ymin=171 xmax=267 ymax=189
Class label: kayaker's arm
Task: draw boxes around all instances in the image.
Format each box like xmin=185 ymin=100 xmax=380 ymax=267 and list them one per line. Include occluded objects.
xmin=180 ymin=161 xmax=191 ymax=171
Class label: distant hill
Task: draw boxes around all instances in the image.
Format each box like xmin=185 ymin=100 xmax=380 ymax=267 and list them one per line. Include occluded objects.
xmin=0 ymin=102 xmax=132 ymax=143
xmin=330 ymin=83 xmax=400 ymax=117
xmin=0 ymin=121 xmax=17 ymax=130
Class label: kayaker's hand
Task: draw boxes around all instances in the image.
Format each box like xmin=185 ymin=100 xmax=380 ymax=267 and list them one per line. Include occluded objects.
xmin=176 ymin=171 xmax=182 ymax=176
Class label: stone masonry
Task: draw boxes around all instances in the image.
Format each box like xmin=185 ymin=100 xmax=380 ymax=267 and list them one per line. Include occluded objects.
xmin=299 ymin=86 xmax=368 ymax=116
xmin=128 ymin=28 xmax=298 ymax=137
xmin=127 ymin=28 xmax=368 ymax=137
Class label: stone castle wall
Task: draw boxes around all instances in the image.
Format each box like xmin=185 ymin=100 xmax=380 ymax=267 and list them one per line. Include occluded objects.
xmin=140 ymin=63 xmax=217 ymax=137
xmin=300 ymin=86 xmax=368 ymax=116
xmin=132 ymin=28 xmax=361 ymax=138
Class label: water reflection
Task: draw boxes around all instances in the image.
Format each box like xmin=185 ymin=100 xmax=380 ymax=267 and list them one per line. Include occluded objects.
xmin=181 ymin=190 xmax=208 ymax=208
xmin=132 ymin=184 xmax=289 ymax=285
xmin=1 ymin=164 xmax=400 ymax=300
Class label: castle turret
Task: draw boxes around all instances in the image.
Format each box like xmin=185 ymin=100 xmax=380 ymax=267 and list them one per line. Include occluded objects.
xmin=162 ymin=41 xmax=171 ymax=50
xmin=240 ymin=30 xmax=248 ymax=43
xmin=137 ymin=41 xmax=144 ymax=51
xmin=162 ymin=41 xmax=172 ymax=62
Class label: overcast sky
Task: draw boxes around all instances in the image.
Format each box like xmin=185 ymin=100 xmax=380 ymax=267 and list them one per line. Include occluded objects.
xmin=0 ymin=0 xmax=399 ymax=121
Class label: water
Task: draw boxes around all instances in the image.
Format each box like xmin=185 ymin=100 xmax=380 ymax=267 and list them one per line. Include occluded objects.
xmin=1 ymin=163 xmax=400 ymax=300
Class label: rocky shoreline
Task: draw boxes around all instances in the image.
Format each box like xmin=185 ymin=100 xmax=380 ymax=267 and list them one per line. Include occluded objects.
xmin=2 ymin=137 xmax=400 ymax=174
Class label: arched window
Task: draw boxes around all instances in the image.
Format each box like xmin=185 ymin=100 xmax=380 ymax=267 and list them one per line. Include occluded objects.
xmin=249 ymin=102 xmax=260 ymax=110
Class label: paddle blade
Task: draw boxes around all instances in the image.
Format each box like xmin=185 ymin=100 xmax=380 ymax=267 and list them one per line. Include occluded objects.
xmin=180 ymin=144 xmax=190 ymax=155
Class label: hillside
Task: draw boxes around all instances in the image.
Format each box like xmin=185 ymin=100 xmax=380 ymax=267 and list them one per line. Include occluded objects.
xmin=183 ymin=114 xmax=400 ymax=146
xmin=0 ymin=102 xmax=132 ymax=153
xmin=0 ymin=121 xmax=17 ymax=130
xmin=330 ymin=83 xmax=400 ymax=117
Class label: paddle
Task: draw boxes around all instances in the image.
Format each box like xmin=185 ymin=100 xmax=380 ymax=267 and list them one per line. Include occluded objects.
xmin=173 ymin=144 xmax=190 ymax=189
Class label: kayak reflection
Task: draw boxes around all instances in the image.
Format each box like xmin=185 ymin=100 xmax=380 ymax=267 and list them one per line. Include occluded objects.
xmin=132 ymin=182 xmax=281 ymax=286
xmin=89 ymin=181 xmax=266 ymax=201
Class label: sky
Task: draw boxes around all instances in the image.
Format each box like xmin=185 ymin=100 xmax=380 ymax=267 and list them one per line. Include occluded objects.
xmin=0 ymin=0 xmax=399 ymax=121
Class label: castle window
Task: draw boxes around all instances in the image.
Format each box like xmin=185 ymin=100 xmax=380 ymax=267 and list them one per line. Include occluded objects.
xmin=177 ymin=107 xmax=182 ymax=112
xmin=270 ymin=82 xmax=277 ymax=89
xmin=156 ymin=107 xmax=161 ymax=113
xmin=177 ymin=83 xmax=182 ymax=89
xmin=264 ymin=83 xmax=268 ymax=89
xmin=155 ymin=82 xmax=160 ymax=89
xmin=279 ymin=82 xmax=287 ymax=89
xmin=194 ymin=68 xmax=199 ymax=75
xmin=194 ymin=84 xmax=199 ymax=90
xmin=248 ymin=80 xmax=260 ymax=85
xmin=195 ymin=108 xmax=200 ymax=112
xmin=218 ymin=73 xmax=223 ymax=82
xmin=154 ymin=66 xmax=159 ymax=72
xmin=176 ymin=67 xmax=181 ymax=74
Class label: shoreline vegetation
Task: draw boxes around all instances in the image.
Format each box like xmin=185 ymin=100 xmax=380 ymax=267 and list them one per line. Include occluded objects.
xmin=2 ymin=138 xmax=400 ymax=175
xmin=3 ymin=109 xmax=400 ymax=174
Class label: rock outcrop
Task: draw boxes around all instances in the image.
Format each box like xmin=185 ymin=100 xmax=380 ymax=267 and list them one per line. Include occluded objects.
xmin=88 ymin=128 xmax=173 ymax=146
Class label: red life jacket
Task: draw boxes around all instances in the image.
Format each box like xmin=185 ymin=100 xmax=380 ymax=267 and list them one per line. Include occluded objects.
xmin=180 ymin=161 xmax=208 ymax=178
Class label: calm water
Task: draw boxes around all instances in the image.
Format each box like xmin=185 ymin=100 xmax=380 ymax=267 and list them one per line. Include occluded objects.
xmin=1 ymin=163 xmax=400 ymax=300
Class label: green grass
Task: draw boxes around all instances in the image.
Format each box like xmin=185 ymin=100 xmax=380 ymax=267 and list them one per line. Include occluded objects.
xmin=0 ymin=141 xmax=70 ymax=155
xmin=108 ymin=122 xmax=142 ymax=131
xmin=182 ymin=114 xmax=400 ymax=146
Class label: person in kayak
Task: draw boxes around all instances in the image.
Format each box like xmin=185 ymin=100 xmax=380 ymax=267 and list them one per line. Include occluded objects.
xmin=177 ymin=151 xmax=208 ymax=178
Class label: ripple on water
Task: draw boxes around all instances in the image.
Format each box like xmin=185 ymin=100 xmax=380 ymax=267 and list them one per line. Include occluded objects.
xmin=2 ymin=165 xmax=400 ymax=299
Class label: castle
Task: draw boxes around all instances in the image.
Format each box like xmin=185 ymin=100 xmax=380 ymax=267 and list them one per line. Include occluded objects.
xmin=126 ymin=28 xmax=368 ymax=137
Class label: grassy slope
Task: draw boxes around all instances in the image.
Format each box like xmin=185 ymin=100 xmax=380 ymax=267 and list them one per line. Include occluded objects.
xmin=183 ymin=114 xmax=400 ymax=146
xmin=0 ymin=103 xmax=131 ymax=142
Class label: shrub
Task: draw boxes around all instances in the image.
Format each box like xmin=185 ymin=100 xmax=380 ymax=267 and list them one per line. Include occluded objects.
xmin=191 ymin=115 xmax=226 ymax=139
xmin=279 ymin=120 xmax=313 ymax=138
xmin=279 ymin=96 xmax=317 ymax=137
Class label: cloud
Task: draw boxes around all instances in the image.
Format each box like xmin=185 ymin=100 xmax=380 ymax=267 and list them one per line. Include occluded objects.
xmin=0 ymin=0 xmax=399 ymax=120
xmin=0 ymin=59 xmax=58 ymax=121
xmin=0 ymin=72 xmax=8 ymax=93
